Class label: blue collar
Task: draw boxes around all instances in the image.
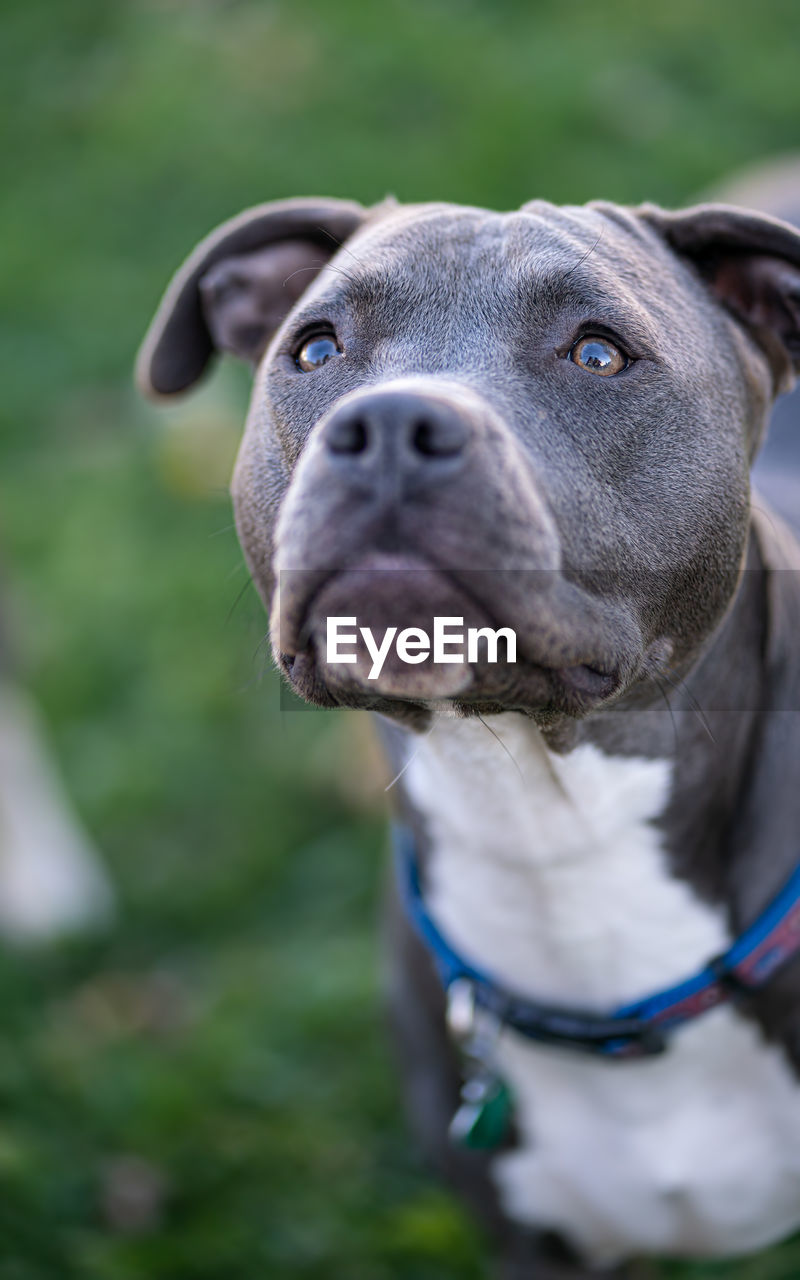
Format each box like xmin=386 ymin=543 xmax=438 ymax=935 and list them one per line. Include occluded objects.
xmin=393 ymin=823 xmax=800 ymax=1059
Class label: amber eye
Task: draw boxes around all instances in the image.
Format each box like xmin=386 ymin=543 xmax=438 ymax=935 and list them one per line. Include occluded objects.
xmin=569 ymin=335 xmax=628 ymax=377
xmin=295 ymin=331 xmax=342 ymax=371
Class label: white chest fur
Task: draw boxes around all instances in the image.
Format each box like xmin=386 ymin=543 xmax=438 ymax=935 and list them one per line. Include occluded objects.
xmin=403 ymin=714 xmax=800 ymax=1265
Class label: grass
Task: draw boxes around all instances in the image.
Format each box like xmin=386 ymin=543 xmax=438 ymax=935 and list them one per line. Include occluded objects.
xmin=1 ymin=0 xmax=800 ymax=1274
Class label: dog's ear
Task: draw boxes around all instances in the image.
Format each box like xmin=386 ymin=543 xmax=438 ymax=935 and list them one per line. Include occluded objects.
xmin=136 ymin=197 xmax=366 ymax=398
xmin=639 ymin=203 xmax=800 ymax=390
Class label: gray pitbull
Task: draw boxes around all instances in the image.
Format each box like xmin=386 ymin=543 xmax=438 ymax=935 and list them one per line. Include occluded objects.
xmin=139 ymin=193 xmax=800 ymax=1278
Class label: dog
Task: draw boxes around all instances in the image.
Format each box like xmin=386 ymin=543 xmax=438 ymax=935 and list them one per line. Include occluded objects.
xmin=138 ymin=190 xmax=800 ymax=1278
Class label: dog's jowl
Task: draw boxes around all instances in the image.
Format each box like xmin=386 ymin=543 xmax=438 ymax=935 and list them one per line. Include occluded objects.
xmin=139 ymin=195 xmax=800 ymax=1278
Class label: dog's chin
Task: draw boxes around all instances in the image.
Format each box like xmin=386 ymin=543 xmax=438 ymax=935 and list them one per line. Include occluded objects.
xmin=283 ymin=645 xmax=618 ymax=726
xmin=311 ymin=648 xmax=475 ymax=701
xmin=294 ymin=558 xmax=491 ymax=702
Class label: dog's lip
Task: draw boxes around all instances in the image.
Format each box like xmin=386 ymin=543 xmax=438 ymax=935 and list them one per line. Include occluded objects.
xmin=281 ymin=551 xmax=466 ymax=657
xmin=443 ymin=659 xmax=618 ymax=705
xmin=556 ymin=662 xmax=617 ymax=697
xmin=278 ymin=551 xmax=621 ymax=703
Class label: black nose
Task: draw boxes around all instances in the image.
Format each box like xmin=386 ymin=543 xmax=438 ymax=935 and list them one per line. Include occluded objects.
xmin=322 ymin=389 xmax=470 ymax=492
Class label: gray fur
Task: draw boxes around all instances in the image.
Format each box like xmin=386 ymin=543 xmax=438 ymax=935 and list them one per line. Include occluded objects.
xmin=712 ymin=158 xmax=800 ymax=531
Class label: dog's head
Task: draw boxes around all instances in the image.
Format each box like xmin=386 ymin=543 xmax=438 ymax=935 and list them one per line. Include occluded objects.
xmin=138 ymin=197 xmax=800 ymax=728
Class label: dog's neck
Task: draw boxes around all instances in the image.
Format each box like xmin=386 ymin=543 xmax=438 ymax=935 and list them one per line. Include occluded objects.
xmin=391 ymin=535 xmax=773 ymax=1010
xmin=401 ymin=710 xmax=737 ymax=1010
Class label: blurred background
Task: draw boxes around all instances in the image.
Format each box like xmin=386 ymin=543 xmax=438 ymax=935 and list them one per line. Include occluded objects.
xmin=1 ymin=1 xmax=800 ymax=1276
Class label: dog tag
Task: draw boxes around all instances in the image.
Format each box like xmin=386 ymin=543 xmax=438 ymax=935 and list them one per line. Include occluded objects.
xmin=446 ymin=977 xmax=477 ymax=1042
xmin=449 ymin=1072 xmax=513 ymax=1150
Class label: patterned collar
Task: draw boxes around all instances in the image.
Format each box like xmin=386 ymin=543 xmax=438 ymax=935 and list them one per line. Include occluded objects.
xmin=394 ymin=823 xmax=800 ymax=1059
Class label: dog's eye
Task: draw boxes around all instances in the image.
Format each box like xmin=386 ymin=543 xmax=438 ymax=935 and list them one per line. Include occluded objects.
xmin=569 ymin=335 xmax=628 ymax=377
xmin=295 ymin=331 xmax=342 ymax=372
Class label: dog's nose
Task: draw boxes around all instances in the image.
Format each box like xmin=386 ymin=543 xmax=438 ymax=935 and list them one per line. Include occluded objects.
xmin=321 ymin=390 xmax=470 ymax=490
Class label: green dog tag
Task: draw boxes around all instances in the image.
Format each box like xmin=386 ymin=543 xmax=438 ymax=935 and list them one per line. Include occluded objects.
xmin=449 ymin=1073 xmax=513 ymax=1150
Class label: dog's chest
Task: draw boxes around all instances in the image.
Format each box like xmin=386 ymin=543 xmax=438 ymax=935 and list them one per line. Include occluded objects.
xmin=403 ymin=715 xmax=800 ymax=1265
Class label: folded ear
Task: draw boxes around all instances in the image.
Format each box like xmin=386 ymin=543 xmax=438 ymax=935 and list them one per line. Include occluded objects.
xmin=638 ymin=202 xmax=800 ymax=391
xmin=136 ymin=197 xmax=366 ymax=398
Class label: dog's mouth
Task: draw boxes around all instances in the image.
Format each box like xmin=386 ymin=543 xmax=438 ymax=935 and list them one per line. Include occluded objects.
xmin=273 ymin=553 xmax=626 ymax=719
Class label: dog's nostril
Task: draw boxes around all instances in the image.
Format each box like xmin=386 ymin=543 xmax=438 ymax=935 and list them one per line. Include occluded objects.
xmin=411 ymin=416 xmax=466 ymax=458
xmin=412 ymin=419 xmax=437 ymax=456
xmin=327 ymin=415 xmax=369 ymax=455
xmin=324 ymin=399 xmax=469 ymax=467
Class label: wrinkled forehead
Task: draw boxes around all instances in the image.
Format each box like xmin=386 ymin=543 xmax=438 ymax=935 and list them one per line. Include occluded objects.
xmin=352 ymin=201 xmax=612 ymax=276
xmin=299 ymin=201 xmax=672 ymax=343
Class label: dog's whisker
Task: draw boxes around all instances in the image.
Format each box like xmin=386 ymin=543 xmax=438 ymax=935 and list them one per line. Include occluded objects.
xmin=561 ymin=228 xmax=605 ymax=283
xmin=225 ymin=573 xmax=255 ymax=624
xmin=659 ymin=670 xmax=716 ymax=746
xmin=315 ymin=225 xmax=368 ymax=272
xmin=225 ymin=560 xmax=249 ymax=583
xmin=282 ymin=261 xmax=359 ymax=293
xmin=476 ymin=711 xmax=525 ymax=785
xmin=282 ymin=262 xmax=333 ymax=288
xmin=252 ymin=630 xmax=272 ymax=666
xmin=652 ymin=673 xmax=680 ymax=753
xmin=384 ymin=723 xmax=437 ymax=793
xmin=322 ymin=261 xmax=359 ymax=285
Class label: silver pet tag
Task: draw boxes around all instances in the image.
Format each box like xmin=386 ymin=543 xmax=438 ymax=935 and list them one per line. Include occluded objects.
xmin=446 ymin=980 xmax=513 ymax=1150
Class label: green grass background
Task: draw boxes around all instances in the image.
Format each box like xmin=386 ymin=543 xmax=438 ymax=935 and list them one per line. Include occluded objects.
xmin=1 ymin=1 xmax=800 ymax=1275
